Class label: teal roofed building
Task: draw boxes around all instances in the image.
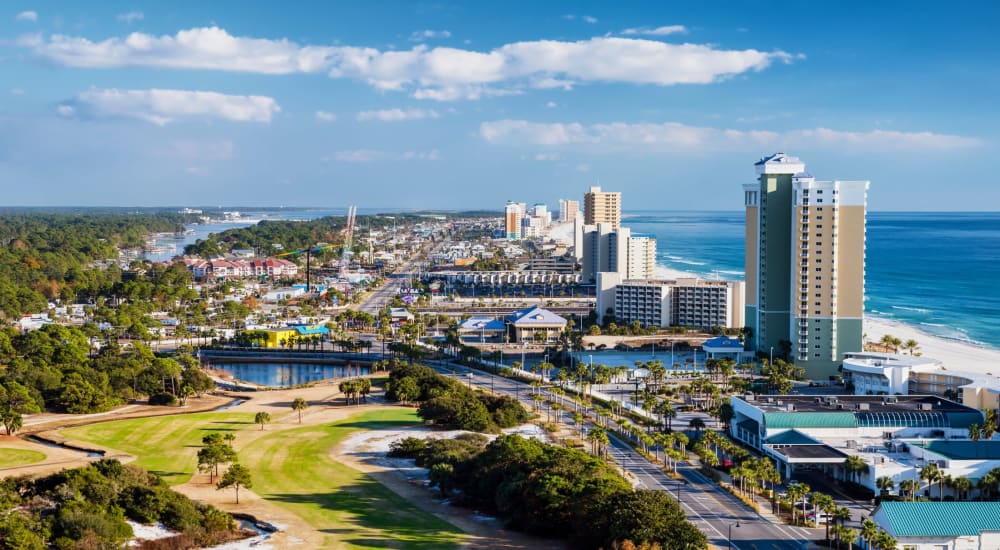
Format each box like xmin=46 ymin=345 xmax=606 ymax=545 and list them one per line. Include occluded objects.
xmin=873 ymin=501 xmax=1000 ymax=549
xmin=729 ymin=394 xmax=985 ymax=492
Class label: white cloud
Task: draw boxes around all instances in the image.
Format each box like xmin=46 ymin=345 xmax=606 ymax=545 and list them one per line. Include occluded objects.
xmin=545 ymin=101 xmax=558 ymax=108
xmin=621 ymin=25 xmax=688 ymax=36
xmin=10 ymin=88 xmax=25 ymax=95
xmin=576 ymin=163 xmax=591 ymax=172
xmin=563 ymin=14 xmax=598 ymax=23
xmin=167 ymin=139 xmax=235 ymax=160
xmin=60 ymin=88 xmax=280 ymax=125
xmin=409 ymin=29 xmax=451 ymax=41
xmin=534 ymin=152 xmax=560 ymax=161
xmin=583 ymin=16 xmax=598 ymax=24
xmin=21 ymin=27 xmax=798 ymax=100
xmin=315 ymin=110 xmax=336 ymax=122
xmin=356 ymin=108 xmax=439 ymax=122
xmin=117 ymin=11 xmax=144 ymax=24
xmin=324 ymin=149 xmax=440 ymax=162
xmin=479 ymin=119 xmax=982 ymax=152
xmin=15 ymin=10 xmax=37 ymax=22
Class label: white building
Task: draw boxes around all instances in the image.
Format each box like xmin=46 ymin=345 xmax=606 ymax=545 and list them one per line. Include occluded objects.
xmin=596 ymin=273 xmax=745 ymax=329
xmin=872 ymin=501 xmax=1000 ymax=550
xmin=842 ymin=352 xmax=1000 ymax=410
xmin=558 ymin=199 xmax=580 ymax=223
xmin=580 ymin=224 xmax=657 ymax=282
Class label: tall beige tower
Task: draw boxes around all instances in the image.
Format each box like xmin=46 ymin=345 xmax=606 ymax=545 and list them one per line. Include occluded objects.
xmin=743 ymin=153 xmax=869 ymax=379
xmin=584 ymin=186 xmax=621 ymax=229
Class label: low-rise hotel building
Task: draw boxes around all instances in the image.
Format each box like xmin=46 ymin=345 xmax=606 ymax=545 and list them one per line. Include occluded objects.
xmin=596 ymin=272 xmax=744 ymax=330
xmin=842 ymin=352 xmax=1000 ymax=410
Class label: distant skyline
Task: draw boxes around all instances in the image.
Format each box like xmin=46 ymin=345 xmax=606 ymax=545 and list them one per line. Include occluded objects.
xmin=1 ymin=1 xmax=998 ymax=210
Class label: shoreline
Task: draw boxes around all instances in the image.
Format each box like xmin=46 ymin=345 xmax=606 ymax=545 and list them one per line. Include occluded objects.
xmin=542 ymin=220 xmax=1000 ymax=376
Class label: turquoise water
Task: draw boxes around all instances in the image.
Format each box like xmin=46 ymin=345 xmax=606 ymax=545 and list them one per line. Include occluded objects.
xmin=626 ymin=211 xmax=1000 ymax=350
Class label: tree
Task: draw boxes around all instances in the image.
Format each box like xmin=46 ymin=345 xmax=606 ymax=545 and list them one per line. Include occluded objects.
xmin=970 ymin=423 xmax=982 ymax=442
xmin=291 ymin=397 xmax=308 ymax=423
xmin=428 ymin=462 xmax=454 ymax=497
xmin=875 ymin=476 xmax=895 ymax=497
xmin=860 ymin=518 xmax=879 ymax=550
xmin=920 ymin=463 xmax=943 ymax=501
xmin=254 ymin=411 xmax=271 ymax=431
xmin=217 ymin=463 xmax=253 ymax=504
xmin=899 ymin=479 xmax=920 ymax=501
xmin=843 ymin=455 xmax=869 ymax=484
xmin=902 ymin=339 xmax=920 ymax=355
xmin=786 ymin=482 xmax=810 ymax=525
xmin=197 ymin=443 xmax=236 ymax=483
xmin=983 ymin=409 xmax=998 ymax=440
xmin=688 ymin=418 xmax=706 ymax=434
xmin=718 ymin=402 xmax=734 ymax=431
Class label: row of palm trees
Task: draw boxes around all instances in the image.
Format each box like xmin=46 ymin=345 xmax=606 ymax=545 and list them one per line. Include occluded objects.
xmin=876 ymin=463 xmax=999 ymax=502
xmin=785 ymin=481 xmax=898 ymax=549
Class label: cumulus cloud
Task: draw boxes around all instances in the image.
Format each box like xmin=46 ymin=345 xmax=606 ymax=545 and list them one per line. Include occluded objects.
xmin=563 ymin=14 xmax=598 ymax=23
xmin=15 ymin=10 xmax=38 ymax=22
xmin=479 ymin=119 xmax=982 ymax=152
xmin=59 ymin=88 xmax=280 ymax=125
xmin=323 ymin=149 xmax=440 ymax=162
xmin=117 ymin=11 xmax=144 ymax=24
xmin=356 ymin=108 xmax=439 ymax=121
xmin=534 ymin=152 xmax=560 ymax=161
xmin=21 ymin=27 xmax=798 ymax=100
xmin=621 ymin=25 xmax=688 ymax=36
xmin=315 ymin=110 xmax=336 ymax=122
xmin=409 ymin=29 xmax=451 ymax=41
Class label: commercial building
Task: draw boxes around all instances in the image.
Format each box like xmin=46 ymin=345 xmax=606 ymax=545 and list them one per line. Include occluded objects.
xmin=250 ymin=325 xmax=330 ymax=348
xmin=584 ymin=186 xmax=621 ymax=229
xmin=872 ymin=501 xmax=1000 ymax=549
xmin=730 ymin=394 xmax=984 ymax=492
xmin=506 ymin=305 xmax=567 ymax=343
xmin=504 ymin=201 xmax=525 ymax=239
xmin=743 ymin=153 xmax=869 ymax=379
xmin=842 ymin=352 xmax=1000 ymax=410
xmin=596 ymin=272 xmax=744 ymax=329
xmin=558 ymin=199 xmax=580 ymax=223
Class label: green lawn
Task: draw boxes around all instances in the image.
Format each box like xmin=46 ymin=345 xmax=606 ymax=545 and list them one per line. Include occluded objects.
xmin=246 ymin=409 xmax=464 ymax=549
xmin=0 ymin=448 xmax=46 ymax=468
xmin=61 ymin=408 xmax=466 ymax=549
xmin=61 ymin=412 xmax=254 ymax=485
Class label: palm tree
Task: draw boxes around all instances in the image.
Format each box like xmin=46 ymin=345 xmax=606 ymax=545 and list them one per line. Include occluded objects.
xmin=811 ymin=492 xmax=835 ymax=535
xmin=984 ymin=409 xmax=998 ymax=440
xmin=844 ymin=455 xmax=870 ymax=484
xmin=876 ymin=476 xmax=895 ymax=497
xmin=899 ymin=478 xmax=920 ymax=502
xmin=254 ymin=411 xmax=271 ymax=431
xmin=920 ymin=463 xmax=943 ymax=501
xmin=655 ymin=400 xmax=676 ymax=431
xmin=689 ymin=417 xmax=706 ymax=435
xmin=860 ymin=518 xmax=879 ymax=550
xmin=291 ymin=397 xmax=308 ymax=423
xmin=952 ymin=476 xmax=972 ymax=500
xmin=902 ymin=339 xmax=920 ymax=355
xmin=840 ymin=526 xmax=859 ymax=550
xmin=873 ymin=530 xmax=897 ymax=550
xmin=970 ymin=423 xmax=983 ymax=441
xmin=786 ymin=481 xmax=810 ymax=525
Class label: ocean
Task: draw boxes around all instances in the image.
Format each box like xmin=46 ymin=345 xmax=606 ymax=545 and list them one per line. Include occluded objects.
xmin=626 ymin=211 xmax=1000 ymax=350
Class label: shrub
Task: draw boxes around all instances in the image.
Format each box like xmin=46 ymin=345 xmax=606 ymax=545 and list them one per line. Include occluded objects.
xmin=149 ymin=393 xmax=178 ymax=406
xmin=388 ymin=437 xmax=426 ymax=458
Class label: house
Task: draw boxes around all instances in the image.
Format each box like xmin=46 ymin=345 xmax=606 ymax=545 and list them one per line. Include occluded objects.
xmin=872 ymin=501 xmax=1000 ymax=549
xmin=506 ymin=306 xmax=567 ymax=343
xmin=702 ymin=336 xmax=751 ymax=362
xmin=388 ymin=308 xmax=415 ymax=324
xmin=247 ymin=325 xmax=330 ymax=348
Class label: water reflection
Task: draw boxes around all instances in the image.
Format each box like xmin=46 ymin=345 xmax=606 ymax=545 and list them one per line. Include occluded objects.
xmin=212 ymin=362 xmax=370 ymax=387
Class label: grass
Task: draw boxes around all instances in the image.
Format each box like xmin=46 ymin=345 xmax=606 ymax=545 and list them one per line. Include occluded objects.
xmin=60 ymin=408 xmax=466 ymax=549
xmin=245 ymin=409 xmax=465 ymax=549
xmin=0 ymin=448 xmax=46 ymax=468
xmin=61 ymin=412 xmax=257 ymax=485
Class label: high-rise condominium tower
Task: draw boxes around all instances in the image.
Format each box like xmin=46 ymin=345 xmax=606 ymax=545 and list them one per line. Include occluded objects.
xmin=584 ymin=186 xmax=621 ymax=229
xmin=743 ymin=153 xmax=869 ymax=379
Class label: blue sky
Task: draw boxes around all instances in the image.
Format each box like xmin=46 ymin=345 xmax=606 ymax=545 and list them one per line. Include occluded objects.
xmin=1 ymin=1 xmax=998 ymax=211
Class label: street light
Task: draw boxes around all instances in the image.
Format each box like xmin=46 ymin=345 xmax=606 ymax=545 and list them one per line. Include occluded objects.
xmin=769 ymin=346 xmax=774 ymax=365
xmin=728 ymin=522 xmax=740 ymax=549
xmin=676 ymin=479 xmax=687 ymax=503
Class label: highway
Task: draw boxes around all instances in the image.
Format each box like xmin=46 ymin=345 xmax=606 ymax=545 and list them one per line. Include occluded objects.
xmin=435 ymin=359 xmax=822 ymax=550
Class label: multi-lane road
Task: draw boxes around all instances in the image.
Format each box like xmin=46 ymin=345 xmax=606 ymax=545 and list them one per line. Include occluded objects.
xmin=436 ymin=359 xmax=822 ymax=549
xmin=358 ymin=249 xmax=821 ymax=548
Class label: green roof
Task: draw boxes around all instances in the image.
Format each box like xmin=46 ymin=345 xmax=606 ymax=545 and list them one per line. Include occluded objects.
xmin=764 ymin=412 xmax=857 ymax=429
xmin=877 ymin=502 xmax=1000 ymax=537
xmin=912 ymin=440 xmax=1000 ymax=460
xmin=765 ymin=430 xmax=820 ymax=445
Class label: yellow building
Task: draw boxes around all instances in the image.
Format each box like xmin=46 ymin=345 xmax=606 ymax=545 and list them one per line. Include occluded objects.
xmin=245 ymin=325 xmax=330 ymax=348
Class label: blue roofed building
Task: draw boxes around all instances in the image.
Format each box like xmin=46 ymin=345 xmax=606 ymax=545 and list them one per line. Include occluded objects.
xmin=458 ymin=317 xmax=507 ymax=343
xmin=506 ymin=306 xmax=567 ymax=343
xmin=872 ymin=501 xmax=1000 ymax=549
xmin=701 ymin=335 xmax=751 ymax=362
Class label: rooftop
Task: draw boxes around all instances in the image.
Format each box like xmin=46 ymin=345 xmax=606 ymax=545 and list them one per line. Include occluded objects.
xmin=911 ymin=440 xmax=1000 ymax=460
xmin=770 ymin=445 xmax=847 ymax=460
xmin=740 ymin=394 xmax=973 ymax=415
xmin=507 ymin=306 xmax=567 ymax=327
xmin=876 ymin=501 xmax=1000 ymax=537
xmin=843 ymin=352 xmax=941 ymax=369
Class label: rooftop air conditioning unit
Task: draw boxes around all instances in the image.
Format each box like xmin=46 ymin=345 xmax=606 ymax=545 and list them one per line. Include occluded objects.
xmin=787 ymin=404 xmax=795 ymax=411
xmin=857 ymin=403 xmax=870 ymax=411
xmin=920 ymin=403 xmax=934 ymax=411
xmin=885 ymin=397 xmax=898 ymax=404
xmin=837 ymin=404 xmax=845 ymax=410
xmin=846 ymin=440 xmax=857 ymax=449
xmin=744 ymin=394 xmax=755 ymax=401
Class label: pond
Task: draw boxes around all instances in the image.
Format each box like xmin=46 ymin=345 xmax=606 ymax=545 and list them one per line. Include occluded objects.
xmin=571 ymin=350 xmax=708 ymax=372
xmin=211 ymin=362 xmax=370 ymax=387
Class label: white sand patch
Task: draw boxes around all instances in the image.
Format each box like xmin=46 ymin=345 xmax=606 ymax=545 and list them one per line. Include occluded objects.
xmin=653 ymin=264 xmax=699 ymax=280
xmin=127 ymin=521 xmax=175 ymax=545
xmin=865 ymin=317 xmax=1000 ymax=377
